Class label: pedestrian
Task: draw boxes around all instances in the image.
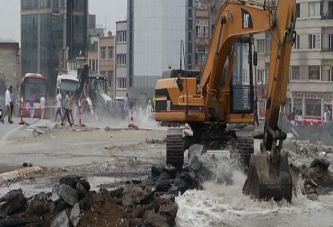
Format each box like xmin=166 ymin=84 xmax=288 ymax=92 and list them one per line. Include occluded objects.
xmin=10 ymin=87 xmax=14 ymax=119
xmin=1 ymin=86 xmax=13 ymax=124
xmin=253 ymin=97 xmax=259 ymax=129
xmin=29 ymin=95 xmax=35 ymax=118
xmin=61 ymin=90 xmax=73 ymax=127
xmin=53 ymin=88 xmax=62 ymax=122
xmin=288 ymin=107 xmax=296 ymax=125
xmin=69 ymin=91 xmax=74 ymax=124
xmin=40 ymin=94 xmax=46 ymax=120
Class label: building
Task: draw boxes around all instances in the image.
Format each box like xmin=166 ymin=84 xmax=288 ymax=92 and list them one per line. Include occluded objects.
xmin=127 ymin=0 xmax=187 ymax=99
xmin=88 ymin=14 xmax=104 ymax=50
xmin=115 ymin=20 xmax=128 ymax=100
xmin=255 ymin=0 xmax=333 ymax=119
xmin=98 ymin=32 xmax=115 ymax=96
xmin=192 ymin=2 xmax=211 ymax=70
xmin=0 ymin=42 xmax=20 ymax=95
xmin=21 ymin=0 xmax=88 ymax=97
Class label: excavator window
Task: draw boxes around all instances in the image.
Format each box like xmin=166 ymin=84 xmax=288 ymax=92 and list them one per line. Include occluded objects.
xmin=230 ymin=37 xmax=254 ymax=114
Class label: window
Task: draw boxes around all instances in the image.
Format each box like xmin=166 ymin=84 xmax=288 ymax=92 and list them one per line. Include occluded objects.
xmin=309 ymin=2 xmax=321 ymax=17
xmin=308 ymin=34 xmax=321 ymax=49
xmin=108 ymin=46 xmax=114 ymax=59
xmin=203 ymin=19 xmax=209 ymax=37
xmin=290 ymin=66 xmax=300 ymax=80
xmin=257 ymin=69 xmax=266 ymax=83
xmin=305 ymin=99 xmax=321 ymax=116
xmin=117 ymin=54 xmax=126 ymax=66
xmin=107 ymin=71 xmax=114 ymax=86
xmin=257 ymin=39 xmax=265 ymax=53
xmin=188 ymin=8 xmax=193 ymax=19
xmin=329 ymin=34 xmax=333 ymax=52
xmin=294 ymin=98 xmax=303 ymax=115
xmin=117 ymin=78 xmax=127 ymax=89
xmin=296 ymin=3 xmax=300 ymax=18
xmin=293 ymin=35 xmax=300 ymax=49
xmin=117 ymin=31 xmax=126 ymax=43
xmin=265 ymin=36 xmax=271 ymax=53
xmin=309 ymin=66 xmax=320 ymax=80
xmin=196 ymin=20 xmax=200 ymax=37
xmin=100 ymin=47 xmax=106 ymax=59
xmin=195 ymin=46 xmax=207 ymax=65
xmin=188 ymin=31 xmax=192 ymax=42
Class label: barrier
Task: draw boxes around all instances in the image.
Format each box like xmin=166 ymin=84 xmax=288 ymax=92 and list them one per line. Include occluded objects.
xmin=19 ymin=110 xmax=24 ymax=125
xmin=128 ymin=109 xmax=134 ymax=129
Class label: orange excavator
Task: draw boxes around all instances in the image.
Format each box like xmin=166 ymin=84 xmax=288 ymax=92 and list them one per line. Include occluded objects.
xmin=154 ymin=0 xmax=297 ymax=202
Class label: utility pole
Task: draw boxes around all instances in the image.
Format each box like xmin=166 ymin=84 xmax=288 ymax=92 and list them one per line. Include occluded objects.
xmin=37 ymin=0 xmax=40 ymax=73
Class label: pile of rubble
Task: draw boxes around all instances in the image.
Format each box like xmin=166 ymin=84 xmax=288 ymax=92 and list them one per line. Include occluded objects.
xmin=0 ymin=176 xmax=178 ymax=227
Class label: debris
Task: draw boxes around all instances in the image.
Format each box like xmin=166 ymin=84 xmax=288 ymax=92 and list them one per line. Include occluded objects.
xmin=146 ymin=137 xmax=166 ymax=144
xmin=70 ymin=203 xmax=81 ymax=227
xmin=51 ymin=210 xmax=70 ymax=227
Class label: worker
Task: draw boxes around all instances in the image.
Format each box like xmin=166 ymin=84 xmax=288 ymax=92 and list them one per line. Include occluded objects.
xmin=152 ymin=97 xmax=156 ymax=112
xmin=147 ymin=99 xmax=153 ymax=118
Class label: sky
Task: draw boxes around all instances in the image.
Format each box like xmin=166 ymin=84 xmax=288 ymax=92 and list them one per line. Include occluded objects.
xmin=0 ymin=0 xmax=127 ymax=43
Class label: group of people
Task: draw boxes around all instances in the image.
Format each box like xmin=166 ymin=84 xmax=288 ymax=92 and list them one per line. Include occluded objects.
xmin=54 ymin=88 xmax=89 ymax=126
xmin=1 ymin=85 xmax=14 ymax=124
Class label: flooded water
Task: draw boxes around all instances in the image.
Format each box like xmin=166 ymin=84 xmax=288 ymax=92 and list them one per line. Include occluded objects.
xmin=176 ymin=170 xmax=333 ymax=227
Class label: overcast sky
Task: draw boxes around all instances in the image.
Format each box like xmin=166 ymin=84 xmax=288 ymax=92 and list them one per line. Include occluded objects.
xmin=0 ymin=0 xmax=127 ymax=43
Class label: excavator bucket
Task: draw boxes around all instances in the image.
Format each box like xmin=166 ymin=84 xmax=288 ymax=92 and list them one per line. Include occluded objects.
xmin=242 ymin=151 xmax=292 ymax=203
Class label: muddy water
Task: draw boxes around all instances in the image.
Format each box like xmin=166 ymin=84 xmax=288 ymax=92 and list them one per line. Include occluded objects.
xmin=176 ymin=170 xmax=333 ymax=227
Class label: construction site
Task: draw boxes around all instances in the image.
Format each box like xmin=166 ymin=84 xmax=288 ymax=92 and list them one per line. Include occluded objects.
xmin=0 ymin=0 xmax=333 ymax=226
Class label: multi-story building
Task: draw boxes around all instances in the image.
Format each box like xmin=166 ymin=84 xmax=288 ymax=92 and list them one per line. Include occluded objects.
xmin=115 ymin=20 xmax=128 ymax=99
xmin=0 ymin=42 xmax=20 ymax=94
xmin=88 ymin=14 xmax=104 ymax=50
xmin=127 ymin=0 xmax=187 ymax=99
xmin=98 ymin=32 xmax=115 ymax=96
xmin=255 ymin=0 xmax=333 ymax=119
xmin=21 ymin=0 xmax=88 ymax=97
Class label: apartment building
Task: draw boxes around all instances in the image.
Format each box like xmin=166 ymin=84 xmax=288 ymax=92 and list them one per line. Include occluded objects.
xmin=255 ymin=0 xmax=333 ymax=118
xmin=98 ymin=32 xmax=115 ymax=96
xmin=115 ymin=20 xmax=128 ymax=99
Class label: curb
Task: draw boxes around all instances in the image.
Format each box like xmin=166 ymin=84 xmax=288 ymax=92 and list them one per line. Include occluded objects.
xmin=0 ymin=166 xmax=43 ymax=185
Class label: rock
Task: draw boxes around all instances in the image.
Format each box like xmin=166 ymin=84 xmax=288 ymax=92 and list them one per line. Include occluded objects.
xmin=143 ymin=211 xmax=169 ymax=227
xmin=51 ymin=210 xmax=70 ymax=227
xmin=26 ymin=192 xmax=49 ymax=215
xmin=51 ymin=184 xmax=61 ymax=202
xmin=151 ymin=166 xmax=163 ymax=178
xmin=59 ymin=175 xmax=82 ymax=189
xmin=105 ymin=126 xmax=111 ymax=131
xmin=78 ymin=194 xmax=92 ymax=211
xmin=159 ymin=203 xmax=178 ymax=226
xmin=122 ymin=187 xmax=147 ymax=208
xmin=310 ymin=158 xmax=330 ymax=170
xmin=110 ymin=187 xmax=124 ymax=198
xmin=188 ymin=144 xmax=207 ymax=162
xmin=55 ymin=199 xmax=68 ymax=212
xmin=57 ymin=184 xmax=78 ymax=206
xmin=78 ymin=179 xmax=90 ymax=192
xmin=155 ymin=181 xmax=171 ymax=192
xmin=189 ymin=156 xmax=202 ymax=172
xmin=0 ymin=189 xmax=27 ymax=215
xmin=70 ymin=203 xmax=81 ymax=227
xmin=158 ymin=172 xmax=171 ymax=181
xmin=76 ymin=183 xmax=88 ymax=199
xmin=162 ymin=165 xmax=177 ymax=179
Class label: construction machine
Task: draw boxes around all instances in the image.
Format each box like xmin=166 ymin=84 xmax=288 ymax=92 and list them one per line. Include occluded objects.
xmin=154 ymin=0 xmax=297 ymax=202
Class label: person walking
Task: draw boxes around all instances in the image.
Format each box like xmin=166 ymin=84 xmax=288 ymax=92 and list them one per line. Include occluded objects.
xmin=69 ymin=91 xmax=74 ymax=124
xmin=10 ymin=87 xmax=14 ymax=119
xmin=29 ymin=95 xmax=35 ymax=118
xmin=53 ymin=88 xmax=62 ymax=122
xmin=40 ymin=95 xmax=46 ymax=120
xmin=1 ymin=86 xmax=13 ymax=124
xmin=61 ymin=90 xmax=73 ymax=127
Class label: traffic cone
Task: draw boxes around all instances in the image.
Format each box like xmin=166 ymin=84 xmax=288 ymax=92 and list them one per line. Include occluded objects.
xmin=128 ymin=110 xmax=134 ymax=129
xmin=19 ymin=110 xmax=24 ymax=125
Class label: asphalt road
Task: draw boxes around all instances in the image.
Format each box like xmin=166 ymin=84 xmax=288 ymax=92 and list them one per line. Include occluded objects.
xmin=0 ymin=117 xmax=24 ymax=141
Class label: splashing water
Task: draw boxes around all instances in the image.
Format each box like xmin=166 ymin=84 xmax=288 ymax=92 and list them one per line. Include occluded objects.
xmin=175 ymin=157 xmax=333 ymax=227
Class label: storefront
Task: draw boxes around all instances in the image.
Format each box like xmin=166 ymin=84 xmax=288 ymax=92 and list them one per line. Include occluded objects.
xmin=289 ymin=92 xmax=333 ymax=117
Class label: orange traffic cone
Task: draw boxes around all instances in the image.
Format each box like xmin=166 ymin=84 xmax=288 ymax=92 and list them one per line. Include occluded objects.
xmin=128 ymin=110 xmax=134 ymax=129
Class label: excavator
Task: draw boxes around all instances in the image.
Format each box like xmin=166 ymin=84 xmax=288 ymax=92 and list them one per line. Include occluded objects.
xmin=154 ymin=0 xmax=296 ymax=202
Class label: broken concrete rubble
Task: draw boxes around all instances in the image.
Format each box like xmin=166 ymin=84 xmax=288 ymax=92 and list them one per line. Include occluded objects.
xmin=0 ymin=175 xmax=179 ymax=227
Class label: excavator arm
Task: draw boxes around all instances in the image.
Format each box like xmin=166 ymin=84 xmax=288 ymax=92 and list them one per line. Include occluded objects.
xmin=198 ymin=0 xmax=296 ymax=202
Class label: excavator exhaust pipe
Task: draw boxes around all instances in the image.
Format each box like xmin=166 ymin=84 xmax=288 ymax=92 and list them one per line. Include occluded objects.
xmin=243 ymin=143 xmax=293 ymax=203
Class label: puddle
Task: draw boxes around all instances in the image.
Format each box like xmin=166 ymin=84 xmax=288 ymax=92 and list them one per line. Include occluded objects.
xmin=0 ymin=175 xmax=126 ymax=197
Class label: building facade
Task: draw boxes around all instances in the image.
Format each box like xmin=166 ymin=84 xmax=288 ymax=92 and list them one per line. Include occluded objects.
xmin=127 ymin=0 xmax=187 ymax=99
xmin=98 ymin=32 xmax=115 ymax=96
xmin=115 ymin=20 xmax=128 ymax=100
xmin=255 ymin=0 xmax=333 ymax=119
xmin=0 ymin=42 xmax=20 ymax=94
xmin=21 ymin=0 xmax=88 ymax=97
xmin=88 ymin=14 xmax=104 ymax=49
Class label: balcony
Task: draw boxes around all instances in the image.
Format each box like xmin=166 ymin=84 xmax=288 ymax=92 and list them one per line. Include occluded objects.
xmin=321 ymin=11 xmax=333 ymax=20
